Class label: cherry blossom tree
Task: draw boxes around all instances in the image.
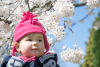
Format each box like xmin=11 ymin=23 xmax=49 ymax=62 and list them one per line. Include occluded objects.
xmin=0 ymin=0 xmax=100 ymax=64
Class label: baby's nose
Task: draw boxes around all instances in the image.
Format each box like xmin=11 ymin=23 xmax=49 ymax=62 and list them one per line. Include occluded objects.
xmin=32 ymin=42 xmax=37 ymax=46
xmin=32 ymin=42 xmax=38 ymax=49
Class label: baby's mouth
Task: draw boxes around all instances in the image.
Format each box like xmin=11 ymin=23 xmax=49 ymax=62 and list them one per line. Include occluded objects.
xmin=32 ymin=46 xmax=38 ymax=50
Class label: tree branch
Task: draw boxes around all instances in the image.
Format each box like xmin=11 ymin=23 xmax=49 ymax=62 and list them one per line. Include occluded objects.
xmin=74 ymin=2 xmax=86 ymax=7
xmin=0 ymin=0 xmax=18 ymax=6
xmin=0 ymin=18 xmax=12 ymax=24
xmin=5 ymin=0 xmax=23 ymax=21
xmin=25 ymin=0 xmax=30 ymax=11
xmin=80 ymin=9 xmax=94 ymax=22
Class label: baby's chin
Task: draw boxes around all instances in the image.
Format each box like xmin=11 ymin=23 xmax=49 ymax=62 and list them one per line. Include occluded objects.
xmin=24 ymin=53 xmax=43 ymax=58
xmin=31 ymin=51 xmax=45 ymax=57
xmin=22 ymin=51 xmax=45 ymax=58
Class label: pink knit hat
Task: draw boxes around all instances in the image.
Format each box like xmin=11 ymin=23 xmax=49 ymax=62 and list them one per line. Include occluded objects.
xmin=12 ymin=11 xmax=50 ymax=56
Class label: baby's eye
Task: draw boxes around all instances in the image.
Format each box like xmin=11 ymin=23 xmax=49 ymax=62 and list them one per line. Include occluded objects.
xmin=38 ymin=39 xmax=42 ymax=42
xmin=27 ymin=39 xmax=32 ymax=41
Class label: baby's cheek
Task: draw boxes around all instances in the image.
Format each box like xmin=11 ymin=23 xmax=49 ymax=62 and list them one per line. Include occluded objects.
xmin=21 ymin=47 xmax=30 ymax=54
xmin=21 ymin=49 xmax=31 ymax=57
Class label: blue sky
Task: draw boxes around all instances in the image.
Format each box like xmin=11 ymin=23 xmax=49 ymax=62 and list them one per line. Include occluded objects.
xmin=50 ymin=6 xmax=100 ymax=67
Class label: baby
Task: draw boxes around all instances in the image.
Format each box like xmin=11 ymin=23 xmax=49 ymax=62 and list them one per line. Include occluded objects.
xmin=1 ymin=11 xmax=60 ymax=67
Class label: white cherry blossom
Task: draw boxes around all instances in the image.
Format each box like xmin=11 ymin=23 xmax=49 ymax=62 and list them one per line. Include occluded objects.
xmin=87 ymin=0 xmax=100 ymax=9
xmin=61 ymin=47 xmax=84 ymax=63
xmin=80 ymin=0 xmax=87 ymax=3
xmin=53 ymin=0 xmax=74 ymax=17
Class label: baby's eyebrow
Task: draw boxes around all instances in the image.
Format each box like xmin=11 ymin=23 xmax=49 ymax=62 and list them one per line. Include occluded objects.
xmin=36 ymin=36 xmax=43 ymax=38
xmin=28 ymin=35 xmax=43 ymax=39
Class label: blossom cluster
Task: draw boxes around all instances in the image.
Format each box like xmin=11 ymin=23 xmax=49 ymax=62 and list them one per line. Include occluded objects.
xmin=53 ymin=0 xmax=74 ymax=17
xmin=47 ymin=36 xmax=53 ymax=46
xmin=38 ymin=11 xmax=65 ymax=42
xmin=29 ymin=0 xmax=50 ymax=6
xmin=0 ymin=0 xmax=27 ymax=44
xmin=80 ymin=0 xmax=100 ymax=9
xmin=80 ymin=0 xmax=87 ymax=3
xmin=61 ymin=47 xmax=84 ymax=63
xmin=86 ymin=0 xmax=100 ymax=9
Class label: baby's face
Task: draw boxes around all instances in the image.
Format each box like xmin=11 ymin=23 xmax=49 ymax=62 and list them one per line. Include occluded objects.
xmin=18 ymin=33 xmax=45 ymax=58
